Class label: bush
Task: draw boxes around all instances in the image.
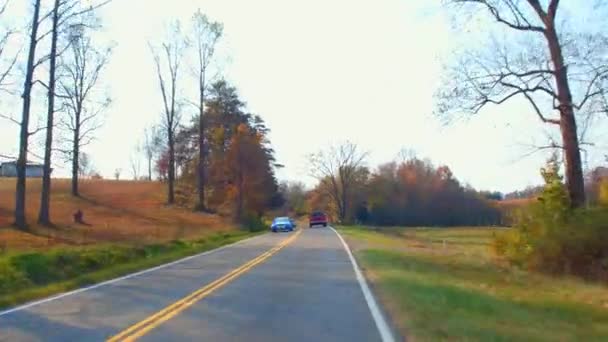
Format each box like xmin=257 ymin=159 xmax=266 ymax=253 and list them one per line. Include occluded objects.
xmin=0 ymin=260 xmax=31 ymax=293
xmin=242 ymin=212 xmax=267 ymax=232
xmin=599 ymin=179 xmax=608 ymax=207
xmin=493 ymin=156 xmax=608 ymax=281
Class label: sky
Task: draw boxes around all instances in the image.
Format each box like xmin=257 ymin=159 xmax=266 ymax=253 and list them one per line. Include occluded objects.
xmin=1 ymin=0 xmax=606 ymax=193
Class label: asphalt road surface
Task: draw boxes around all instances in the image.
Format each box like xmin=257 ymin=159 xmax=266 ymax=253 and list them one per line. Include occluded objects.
xmin=0 ymin=227 xmax=394 ymax=342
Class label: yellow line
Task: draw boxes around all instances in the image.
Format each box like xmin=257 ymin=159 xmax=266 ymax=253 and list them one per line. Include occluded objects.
xmin=107 ymin=230 xmax=302 ymax=342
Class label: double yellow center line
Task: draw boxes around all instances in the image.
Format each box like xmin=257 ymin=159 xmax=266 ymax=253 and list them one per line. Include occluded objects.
xmin=107 ymin=230 xmax=302 ymax=342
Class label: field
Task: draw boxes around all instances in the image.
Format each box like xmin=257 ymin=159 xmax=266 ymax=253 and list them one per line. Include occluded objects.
xmin=0 ymin=178 xmax=236 ymax=251
xmin=340 ymin=226 xmax=608 ymax=341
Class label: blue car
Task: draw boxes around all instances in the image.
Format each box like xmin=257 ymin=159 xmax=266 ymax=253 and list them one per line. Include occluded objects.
xmin=271 ymin=217 xmax=295 ymax=233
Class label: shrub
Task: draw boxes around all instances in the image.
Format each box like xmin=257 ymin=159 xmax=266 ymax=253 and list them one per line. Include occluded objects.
xmin=0 ymin=260 xmax=31 ymax=294
xmin=493 ymin=155 xmax=608 ymax=281
xmin=242 ymin=212 xmax=267 ymax=232
xmin=599 ymin=179 xmax=608 ymax=207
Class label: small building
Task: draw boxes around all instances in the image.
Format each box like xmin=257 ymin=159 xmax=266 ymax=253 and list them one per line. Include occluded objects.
xmin=0 ymin=161 xmax=46 ymax=178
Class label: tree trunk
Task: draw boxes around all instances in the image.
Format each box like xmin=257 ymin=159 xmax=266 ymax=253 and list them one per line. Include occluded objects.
xmin=38 ymin=0 xmax=60 ymax=225
xmin=236 ymin=168 xmax=244 ymax=222
xmin=545 ymin=27 xmax=586 ymax=207
xmin=560 ymin=106 xmax=585 ymax=207
xmin=72 ymin=123 xmax=80 ymax=196
xmin=167 ymin=129 xmax=175 ymax=205
xmin=15 ymin=0 xmax=42 ymax=229
xmin=147 ymin=155 xmax=152 ymax=181
xmin=196 ymin=72 xmax=206 ymax=211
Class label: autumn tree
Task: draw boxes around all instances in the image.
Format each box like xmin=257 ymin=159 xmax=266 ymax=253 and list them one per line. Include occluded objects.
xmin=308 ymin=142 xmax=368 ymax=223
xmin=150 ymin=21 xmax=186 ymax=205
xmin=363 ymin=158 xmax=501 ymax=226
xmin=169 ymin=79 xmax=281 ymax=217
xmin=225 ymin=124 xmax=275 ymax=220
xmin=437 ymin=0 xmax=608 ymax=208
xmin=191 ymin=10 xmax=223 ymax=212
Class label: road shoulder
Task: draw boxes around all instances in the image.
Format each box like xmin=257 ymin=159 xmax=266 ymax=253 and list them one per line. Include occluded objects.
xmin=332 ymin=227 xmax=402 ymax=342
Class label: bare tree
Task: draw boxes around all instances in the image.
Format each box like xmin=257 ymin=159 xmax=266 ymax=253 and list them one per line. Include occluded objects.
xmin=0 ymin=0 xmax=18 ymax=96
xmin=58 ymin=27 xmax=111 ymax=197
xmin=38 ymin=0 xmax=111 ymax=224
xmin=38 ymin=0 xmax=61 ymax=225
xmin=142 ymin=125 xmax=160 ymax=181
xmin=150 ymin=21 xmax=186 ymax=205
xmin=437 ymin=0 xmax=608 ymax=208
xmin=14 ymin=0 xmax=42 ymax=229
xmin=308 ymin=142 xmax=368 ymax=223
xmin=130 ymin=144 xmax=141 ymax=180
xmin=191 ymin=10 xmax=223 ymax=212
xmin=78 ymin=151 xmax=92 ymax=176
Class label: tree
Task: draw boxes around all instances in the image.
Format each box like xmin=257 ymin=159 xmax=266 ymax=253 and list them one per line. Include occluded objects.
xmin=150 ymin=21 xmax=186 ymax=205
xmin=359 ymin=157 xmax=501 ymax=226
xmin=308 ymin=142 xmax=368 ymax=223
xmin=39 ymin=0 xmax=111 ymax=223
xmin=38 ymin=0 xmax=61 ymax=225
xmin=0 ymin=0 xmax=18 ymax=96
xmin=130 ymin=145 xmax=141 ymax=180
xmin=142 ymin=125 xmax=161 ymax=181
xmin=191 ymin=10 xmax=223 ymax=212
xmin=225 ymin=123 xmax=278 ymax=221
xmin=169 ymin=79 xmax=281 ymax=215
xmin=280 ymin=181 xmax=308 ymax=215
xmin=59 ymin=26 xmax=111 ymax=197
xmin=14 ymin=0 xmax=42 ymax=229
xmin=437 ymin=0 xmax=608 ymax=208
xmin=78 ymin=151 xmax=92 ymax=176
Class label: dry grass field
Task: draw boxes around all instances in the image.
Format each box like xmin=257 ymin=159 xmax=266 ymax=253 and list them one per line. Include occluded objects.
xmin=0 ymin=178 xmax=235 ymax=251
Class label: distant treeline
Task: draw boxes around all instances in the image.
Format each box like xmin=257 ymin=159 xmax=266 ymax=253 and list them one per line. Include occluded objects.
xmin=295 ymin=155 xmax=504 ymax=227
xmin=287 ymin=159 xmax=608 ymax=227
xmin=360 ymin=160 xmax=502 ymax=226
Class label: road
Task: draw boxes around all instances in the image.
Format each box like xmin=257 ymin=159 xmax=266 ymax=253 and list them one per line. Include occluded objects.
xmin=0 ymin=227 xmax=394 ymax=342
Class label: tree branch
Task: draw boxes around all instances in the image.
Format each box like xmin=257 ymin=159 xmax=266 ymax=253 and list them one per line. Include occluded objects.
xmin=453 ymin=0 xmax=545 ymax=32
xmin=522 ymin=91 xmax=560 ymax=125
xmin=28 ymin=125 xmax=47 ymax=136
xmin=0 ymin=112 xmax=20 ymax=125
xmin=547 ymin=0 xmax=559 ymax=21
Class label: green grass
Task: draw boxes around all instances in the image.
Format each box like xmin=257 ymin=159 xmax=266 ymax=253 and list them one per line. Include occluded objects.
xmin=0 ymin=230 xmax=260 ymax=310
xmin=340 ymin=226 xmax=608 ymax=341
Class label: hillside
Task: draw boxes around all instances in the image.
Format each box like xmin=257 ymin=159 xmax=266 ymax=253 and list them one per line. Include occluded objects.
xmin=0 ymin=178 xmax=235 ymax=251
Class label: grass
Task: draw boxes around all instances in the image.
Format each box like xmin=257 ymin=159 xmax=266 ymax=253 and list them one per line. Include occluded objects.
xmin=0 ymin=230 xmax=260 ymax=310
xmin=0 ymin=178 xmax=238 ymax=251
xmin=340 ymin=226 xmax=608 ymax=342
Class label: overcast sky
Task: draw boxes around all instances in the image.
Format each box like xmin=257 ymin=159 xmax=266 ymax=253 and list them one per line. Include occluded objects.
xmin=1 ymin=0 xmax=606 ymax=193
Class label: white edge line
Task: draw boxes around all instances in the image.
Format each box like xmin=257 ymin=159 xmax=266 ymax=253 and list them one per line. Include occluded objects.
xmin=330 ymin=227 xmax=396 ymax=342
xmin=0 ymin=233 xmax=266 ymax=317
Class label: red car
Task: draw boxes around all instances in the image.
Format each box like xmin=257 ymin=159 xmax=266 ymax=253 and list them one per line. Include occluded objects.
xmin=309 ymin=211 xmax=328 ymax=228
